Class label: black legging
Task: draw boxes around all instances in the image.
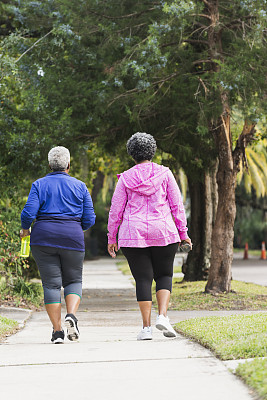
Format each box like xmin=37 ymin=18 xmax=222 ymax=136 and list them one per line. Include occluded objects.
xmin=121 ymin=243 xmax=178 ymax=301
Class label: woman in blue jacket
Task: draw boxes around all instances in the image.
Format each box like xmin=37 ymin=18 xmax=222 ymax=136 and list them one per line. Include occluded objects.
xmin=20 ymin=146 xmax=95 ymax=344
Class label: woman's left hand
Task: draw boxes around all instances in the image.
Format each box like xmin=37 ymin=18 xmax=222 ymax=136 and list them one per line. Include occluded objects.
xmin=107 ymin=243 xmax=118 ymax=258
xmin=20 ymin=229 xmax=30 ymax=239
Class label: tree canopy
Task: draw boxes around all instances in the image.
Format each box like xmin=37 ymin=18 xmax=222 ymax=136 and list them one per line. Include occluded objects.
xmin=0 ymin=0 xmax=266 ymax=290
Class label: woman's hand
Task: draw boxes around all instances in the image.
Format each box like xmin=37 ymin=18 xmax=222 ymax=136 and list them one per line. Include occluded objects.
xmin=180 ymin=237 xmax=193 ymax=251
xmin=20 ymin=229 xmax=31 ymax=239
xmin=183 ymin=237 xmax=192 ymax=246
xmin=107 ymin=243 xmax=118 ymax=258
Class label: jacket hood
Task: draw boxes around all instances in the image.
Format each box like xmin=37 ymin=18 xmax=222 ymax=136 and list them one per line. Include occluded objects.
xmin=118 ymin=162 xmax=169 ymax=196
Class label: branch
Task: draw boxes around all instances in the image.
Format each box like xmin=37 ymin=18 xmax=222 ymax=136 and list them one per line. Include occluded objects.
xmin=192 ymin=58 xmax=216 ymax=65
xmin=115 ymin=23 xmax=147 ymax=34
xmin=160 ymin=41 xmax=177 ymax=48
xmin=198 ymin=77 xmax=209 ymax=96
xmin=15 ymin=30 xmax=54 ymax=63
xmin=193 ymin=22 xmax=208 ymax=29
xmin=183 ymin=39 xmax=209 ymax=45
xmin=200 ymin=0 xmax=211 ymax=5
xmin=224 ymin=15 xmax=257 ymax=28
xmin=88 ymin=7 xmax=157 ymax=20
xmin=108 ymin=72 xmax=178 ymax=107
xmin=126 ymin=37 xmax=149 ymax=60
xmin=190 ymin=14 xmax=212 ymax=20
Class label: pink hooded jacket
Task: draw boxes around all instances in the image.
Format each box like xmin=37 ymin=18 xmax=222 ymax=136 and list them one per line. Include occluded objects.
xmin=107 ymin=162 xmax=188 ymax=248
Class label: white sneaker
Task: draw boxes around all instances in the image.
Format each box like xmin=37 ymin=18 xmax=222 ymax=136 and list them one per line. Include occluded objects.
xmin=137 ymin=326 xmax=153 ymax=341
xmin=156 ymin=315 xmax=177 ymax=337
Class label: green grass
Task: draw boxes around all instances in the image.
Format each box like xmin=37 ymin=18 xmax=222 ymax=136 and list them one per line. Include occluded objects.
xmin=236 ymin=359 xmax=267 ymax=400
xmin=0 ymin=315 xmax=18 ymax=340
xmin=175 ymin=313 xmax=267 ymax=360
xmin=234 ymin=248 xmax=261 ymax=257
xmin=165 ymin=279 xmax=267 ymax=311
xmin=117 ymin=261 xmax=131 ymax=275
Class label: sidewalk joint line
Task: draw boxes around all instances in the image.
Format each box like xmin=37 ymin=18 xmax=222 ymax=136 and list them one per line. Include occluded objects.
xmin=0 ymin=356 xmax=214 ymax=368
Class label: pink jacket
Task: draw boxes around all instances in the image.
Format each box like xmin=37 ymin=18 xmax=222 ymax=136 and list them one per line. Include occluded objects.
xmin=107 ymin=162 xmax=188 ymax=248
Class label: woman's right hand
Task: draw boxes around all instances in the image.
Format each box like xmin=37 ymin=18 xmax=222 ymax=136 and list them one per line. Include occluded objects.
xmin=20 ymin=229 xmax=31 ymax=239
xmin=107 ymin=243 xmax=118 ymax=258
xmin=183 ymin=237 xmax=192 ymax=247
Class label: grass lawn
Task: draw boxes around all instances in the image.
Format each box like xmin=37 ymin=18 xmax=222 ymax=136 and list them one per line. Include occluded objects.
xmin=236 ymin=359 xmax=267 ymax=400
xmin=175 ymin=313 xmax=267 ymax=360
xmin=0 ymin=315 xmax=18 ymax=340
xmin=234 ymin=248 xmax=261 ymax=257
xmin=166 ymin=279 xmax=267 ymax=311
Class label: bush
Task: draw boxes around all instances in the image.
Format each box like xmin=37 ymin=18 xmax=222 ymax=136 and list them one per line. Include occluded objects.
xmin=0 ymin=199 xmax=30 ymax=278
xmin=0 ymin=198 xmax=41 ymax=305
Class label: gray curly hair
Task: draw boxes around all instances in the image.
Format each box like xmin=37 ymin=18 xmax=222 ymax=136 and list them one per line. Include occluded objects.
xmin=48 ymin=146 xmax=70 ymax=171
xmin=126 ymin=132 xmax=157 ymax=162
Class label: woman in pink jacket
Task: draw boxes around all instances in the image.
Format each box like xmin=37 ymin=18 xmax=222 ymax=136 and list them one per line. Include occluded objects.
xmin=107 ymin=132 xmax=191 ymax=340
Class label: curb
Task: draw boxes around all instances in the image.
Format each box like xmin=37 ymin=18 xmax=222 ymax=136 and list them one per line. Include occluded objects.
xmin=223 ymin=357 xmax=267 ymax=372
xmin=0 ymin=306 xmax=33 ymax=329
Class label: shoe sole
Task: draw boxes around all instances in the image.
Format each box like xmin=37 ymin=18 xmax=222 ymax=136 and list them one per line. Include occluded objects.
xmin=137 ymin=336 xmax=153 ymax=341
xmin=52 ymin=338 xmax=64 ymax=344
xmin=65 ymin=317 xmax=79 ymax=342
xmin=156 ymin=323 xmax=177 ymax=338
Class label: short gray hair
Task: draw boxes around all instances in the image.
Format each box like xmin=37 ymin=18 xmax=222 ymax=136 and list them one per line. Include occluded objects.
xmin=126 ymin=132 xmax=157 ymax=162
xmin=48 ymin=146 xmax=70 ymax=171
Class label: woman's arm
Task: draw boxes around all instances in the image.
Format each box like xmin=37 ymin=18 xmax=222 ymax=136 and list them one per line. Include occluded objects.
xmin=21 ymin=183 xmax=40 ymax=229
xmin=107 ymin=177 xmax=128 ymax=245
xmin=81 ymin=185 xmax=96 ymax=230
xmin=166 ymin=170 xmax=188 ymax=241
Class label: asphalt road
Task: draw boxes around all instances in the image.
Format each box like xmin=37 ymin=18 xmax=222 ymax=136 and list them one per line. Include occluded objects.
xmin=232 ymin=253 xmax=267 ymax=286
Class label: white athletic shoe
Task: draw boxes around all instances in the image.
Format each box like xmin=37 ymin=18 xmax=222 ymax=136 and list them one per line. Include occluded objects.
xmin=137 ymin=326 xmax=153 ymax=341
xmin=156 ymin=314 xmax=177 ymax=337
xmin=65 ymin=313 xmax=80 ymax=341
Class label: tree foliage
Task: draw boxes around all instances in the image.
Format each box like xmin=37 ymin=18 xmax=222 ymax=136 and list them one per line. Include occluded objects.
xmin=0 ymin=0 xmax=266 ymax=288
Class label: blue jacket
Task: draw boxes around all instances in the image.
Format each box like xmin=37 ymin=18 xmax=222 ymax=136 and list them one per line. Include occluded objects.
xmin=21 ymin=172 xmax=96 ymax=251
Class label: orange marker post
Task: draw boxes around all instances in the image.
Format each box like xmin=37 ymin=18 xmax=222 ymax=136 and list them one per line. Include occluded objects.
xmin=243 ymin=242 xmax=249 ymax=260
xmin=260 ymin=242 xmax=266 ymax=260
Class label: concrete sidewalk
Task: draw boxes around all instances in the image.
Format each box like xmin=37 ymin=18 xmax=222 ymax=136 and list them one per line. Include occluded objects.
xmin=0 ymin=258 xmax=255 ymax=400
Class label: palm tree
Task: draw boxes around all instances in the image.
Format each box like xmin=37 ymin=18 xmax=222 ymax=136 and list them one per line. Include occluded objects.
xmin=236 ymin=139 xmax=267 ymax=198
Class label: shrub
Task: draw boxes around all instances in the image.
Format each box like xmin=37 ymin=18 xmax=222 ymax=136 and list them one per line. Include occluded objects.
xmin=0 ymin=198 xmax=41 ymax=305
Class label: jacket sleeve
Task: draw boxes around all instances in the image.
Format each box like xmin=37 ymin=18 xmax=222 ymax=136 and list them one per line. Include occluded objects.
xmin=21 ymin=182 xmax=40 ymax=229
xmin=107 ymin=177 xmax=128 ymax=244
xmin=81 ymin=184 xmax=96 ymax=231
xmin=166 ymin=170 xmax=188 ymax=241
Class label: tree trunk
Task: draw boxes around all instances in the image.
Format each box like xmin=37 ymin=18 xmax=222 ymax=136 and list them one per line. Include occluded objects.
xmin=183 ymin=179 xmax=207 ymax=281
xmin=91 ymin=170 xmax=105 ymax=204
xmin=205 ymin=119 xmax=236 ymax=293
xmin=203 ymin=0 xmax=236 ymax=293
xmin=206 ymin=116 xmax=256 ymax=293
xmin=183 ymin=168 xmax=217 ymax=281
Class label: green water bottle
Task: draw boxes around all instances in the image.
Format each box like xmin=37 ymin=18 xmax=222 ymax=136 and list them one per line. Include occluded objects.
xmin=20 ymin=236 xmax=30 ymax=257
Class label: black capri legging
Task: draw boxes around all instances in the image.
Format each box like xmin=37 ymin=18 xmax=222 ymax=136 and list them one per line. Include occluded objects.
xmin=121 ymin=243 xmax=178 ymax=301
